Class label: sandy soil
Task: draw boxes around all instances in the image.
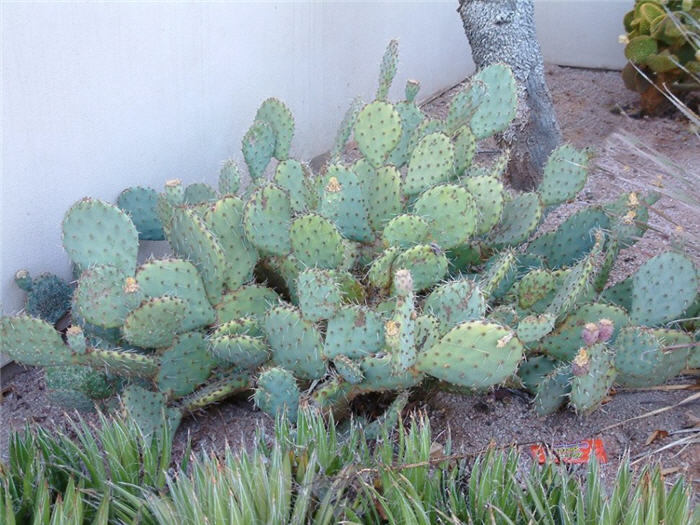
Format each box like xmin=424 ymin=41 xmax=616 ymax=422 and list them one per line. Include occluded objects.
xmin=1 ymin=65 xmax=698 ymax=492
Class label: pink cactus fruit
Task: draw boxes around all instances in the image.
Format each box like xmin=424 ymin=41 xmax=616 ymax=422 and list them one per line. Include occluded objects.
xmin=596 ymin=318 xmax=614 ymax=343
xmin=581 ymin=322 xmax=599 ymax=346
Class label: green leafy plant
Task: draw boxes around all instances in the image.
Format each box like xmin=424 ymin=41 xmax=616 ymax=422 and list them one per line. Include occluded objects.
xmin=1 ymin=408 xmax=697 ymax=524
xmin=2 ymin=41 xmax=698 ymax=440
xmin=621 ymin=0 xmax=700 ymax=113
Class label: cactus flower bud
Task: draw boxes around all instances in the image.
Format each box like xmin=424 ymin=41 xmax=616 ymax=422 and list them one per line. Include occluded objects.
xmin=572 ymin=348 xmax=590 ymax=376
xmin=581 ymin=322 xmax=599 ymax=346
xmin=596 ymin=319 xmax=614 ymax=342
xmin=325 ymin=176 xmax=342 ymax=193
xmin=618 ymin=34 xmax=630 ymax=45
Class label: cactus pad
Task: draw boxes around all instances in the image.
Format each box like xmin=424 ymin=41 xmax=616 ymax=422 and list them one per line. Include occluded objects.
xmin=122 ymin=296 xmax=187 ymax=348
xmin=393 ymin=244 xmax=449 ymax=293
xmin=404 ymin=132 xmax=455 ymax=196
xmin=324 ymin=306 xmax=385 ymax=360
xmin=289 ymin=213 xmax=345 ymax=269
xmin=413 ymin=184 xmax=477 ymax=249
xmin=333 ymin=354 xmax=364 ymax=384
xmin=424 ymin=279 xmax=486 ymax=334
xmin=243 ymin=183 xmax=292 ymax=256
xmin=297 ymin=268 xmax=343 ymax=322
xmin=242 ymin=120 xmax=276 ymax=180
xmin=469 ymin=63 xmax=517 ymax=139
xmin=273 ymin=159 xmax=312 ymax=212
xmin=62 ymin=198 xmax=139 ymax=275
xmin=463 ymin=175 xmax=504 ymax=235
xmin=0 ymin=316 xmax=73 ymax=366
xmin=215 ymin=285 xmax=280 ymax=324
xmin=117 ymin=186 xmax=164 ymax=240
xmin=538 ymin=145 xmax=589 ymax=206
xmin=264 ymin=305 xmax=325 ymax=380
xmin=354 ymin=101 xmax=402 ymax=167
xmin=255 ymin=98 xmax=294 ymax=160
xmin=319 ymin=165 xmax=372 ymax=242
xmin=157 ymin=332 xmax=216 ymax=397
xmin=490 ymin=192 xmax=542 ymax=246
xmin=383 ymin=214 xmax=431 ymax=249
xmin=417 ymin=321 xmax=524 ymax=388
xmin=218 ymin=160 xmax=241 ymax=195
xmin=569 ymin=344 xmax=616 ymax=414
xmin=254 ymin=367 xmax=300 ymax=422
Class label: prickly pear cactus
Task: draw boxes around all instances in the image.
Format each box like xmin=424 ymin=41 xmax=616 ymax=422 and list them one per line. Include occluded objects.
xmin=1 ymin=41 xmax=697 ymax=436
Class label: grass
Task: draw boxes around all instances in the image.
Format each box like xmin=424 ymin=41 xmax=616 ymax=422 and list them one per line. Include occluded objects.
xmin=1 ymin=408 xmax=697 ymax=524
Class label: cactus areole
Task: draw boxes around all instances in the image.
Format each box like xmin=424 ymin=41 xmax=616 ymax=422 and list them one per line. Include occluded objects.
xmin=3 ymin=41 xmax=698 ymax=439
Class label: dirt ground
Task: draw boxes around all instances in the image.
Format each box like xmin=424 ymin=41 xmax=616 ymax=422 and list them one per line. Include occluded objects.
xmin=1 ymin=65 xmax=698 ymax=493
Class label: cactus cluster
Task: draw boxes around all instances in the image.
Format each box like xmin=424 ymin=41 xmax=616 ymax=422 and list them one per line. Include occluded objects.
xmin=3 ymin=41 xmax=698 ymax=437
xmin=621 ymin=0 xmax=699 ymax=113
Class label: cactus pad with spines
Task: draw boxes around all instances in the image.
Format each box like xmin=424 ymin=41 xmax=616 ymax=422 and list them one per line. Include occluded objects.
xmin=218 ymin=160 xmax=241 ymax=195
xmin=169 ymin=207 xmax=228 ymax=303
xmin=538 ymin=145 xmax=589 ymax=206
xmin=183 ymin=183 xmax=217 ymax=205
xmin=254 ymin=367 xmax=300 ymax=422
xmin=273 ymin=160 xmax=312 ymax=212
xmin=517 ymin=355 xmax=558 ymax=394
xmin=289 ymin=213 xmax=345 ymax=269
xmin=354 ymin=101 xmax=402 ymax=168
xmin=242 ymin=120 xmax=276 ymax=180
xmin=469 ymin=63 xmax=517 ymax=139
xmin=383 ymin=214 xmax=431 ymax=249
xmin=369 ymin=246 xmax=401 ymax=289
xmin=541 ymin=303 xmax=630 ymax=361
xmin=365 ymin=165 xmax=402 ymax=230
xmin=255 ymin=98 xmax=294 ymax=160
xmin=117 ymin=186 xmax=164 ymax=241
xmin=136 ymin=259 xmax=215 ymax=331
xmin=516 ymin=313 xmax=556 ymax=343
xmin=264 ymin=305 xmax=325 ymax=380
xmin=453 ymin=125 xmax=478 ymax=176
xmin=534 ymin=366 xmax=571 ymax=415
xmin=392 ymin=244 xmax=449 ymax=293
xmin=297 ymin=268 xmax=343 ymax=322
xmin=569 ymin=344 xmax=616 ymax=414
xmin=463 ymin=176 xmax=504 ymax=235
xmin=157 ymin=332 xmax=216 ymax=397
xmin=243 ymin=183 xmax=292 ymax=256
xmin=424 ymin=279 xmax=486 ymax=335
xmin=490 ymin=192 xmax=542 ymax=246
xmin=73 ymin=266 xmax=142 ymax=328
xmin=630 ymin=252 xmax=698 ymax=326
xmin=404 ymin=132 xmax=455 ymax=196
xmin=203 ymin=196 xmax=259 ymax=290
xmin=324 ymin=306 xmax=385 ymax=360
xmin=122 ymin=296 xmax=187 ymax=348
xmin=417 ymin=321 xmax=524 ymax=389
xmin=215 ymin=285 xmax=280 ymax=324
xmin=413 ymin=184 xmax=477 ymax=249
xmin=62 ymin=198 xmax=139 ymax=275
xmin=333 ymin=355 xmax=364 ymax=384
xmin=375 ymin=39 xmax=399 ymax=101
xmin=1 ymin=316 xmax=74 ymax=366
xmin=319 ymin=165 xmax=372 ymax=242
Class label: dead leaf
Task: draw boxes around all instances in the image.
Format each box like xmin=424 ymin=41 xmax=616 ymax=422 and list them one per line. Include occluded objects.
xmin=660 ymin=466 xmax=682 ymax=477
xmin=645 ymin=429 xmax=669 ymax=446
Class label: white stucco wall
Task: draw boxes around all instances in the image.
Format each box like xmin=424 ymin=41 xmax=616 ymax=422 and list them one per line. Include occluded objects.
xmin=536 ymin=0 xmax=629 ymax=69
xmin=1 ymin=1 xmax=474 ymax=319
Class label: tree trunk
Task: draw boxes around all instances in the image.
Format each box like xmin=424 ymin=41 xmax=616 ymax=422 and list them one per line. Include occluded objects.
xmin=457 ymin=0 xmax=562 ymax=190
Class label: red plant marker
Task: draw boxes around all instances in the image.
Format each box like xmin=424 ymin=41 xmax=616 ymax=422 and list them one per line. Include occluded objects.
xmin=529 ymin=439 xmax=608 ymax=464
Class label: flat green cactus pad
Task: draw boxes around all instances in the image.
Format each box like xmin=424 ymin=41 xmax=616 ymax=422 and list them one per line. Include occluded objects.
xmin=215 ymin=285 xmax=280 ymax=324
xmin=368 ymin=246 xmax=401 ymax=289
xmin=354 ymin=101 xmax=402 ymax=168
xmin=540 ymin=303 xmax=630 ymax=361
xmin=614 ymin=327 xmax=692 ymax=387
xmin=122 ymin=296 xmax=187 ymax=348
xmin=417 ymin=321 xmax=524 ymax=389
xmin=203 ymin=196 xmax=258 ymax=290
xmin=0 ymin=316 xmax=73 ymax=367
xmin=324 ymin=306 xmax=385 ymax=360
xmin=393 ymin=244 xmax=449 ymax=293
xmin=62 ymin=198 xmax=139 ymax=275
xmin=242 ymin=120 xmax=276 ymax=180
xmin=74 ymin=265 xmax=143 ymax=329
xmin=375 ymin=39 xmax=399 ymax=101
xmin=490 ymin=192 xmax=542 ymax=247
xmin=454 ymin=125 xmax=478 ymax=176
xmin=463 ymin=176 xmax=504 ymax=235
xmin=365 ymin=165 xmax=402 ymax=231
xmin=210 ymin=332 xmax=269 ymax=370
xmin=517 ymin=355 xmax=558 ymax=394
xmin=516 ymin=313 xmax=556 ymax=343
xmin=360 ymin=354 xmax=422 ymax=392
xmin=424 ymin=279 xmax=486 ymax=335
xmin=136 ymin=259 xmax=215 ymax=332
xmin=289 ymin=213 xmax=345 ymax=270
xmin=297 ymin=268 xmax=343 ymax=322
xmin=255 ymin=98 xmax=294 ymax=160
xmin=264 ymin=305 xmax=325 ymax=380
xmin=121 ymin=385 xmax=181 ymax=441
xmin=383 ymin=214 xmax=431 ymax=250
xmin=157 ymin=332 xmax=217 ymax=397
xmin=254 ymin=367 xmax=300 ymax=422
xmin=183 ymin=183 xmax=217 ymax=205
xmin=386 ymin=101 xmax=424 ymax=167
xmin=218 ymin=160 xmax=241 ymax=195
xmin=169 ymin=207 xmax=228 ymax=303
xmin=413 ymin=184 xmax=477 ymax=249
xmin=319 ymin=164 xmax=372 ymax=242
xmin=243 ymin=183 xmax=292 ymax=256
xmin=534 ymin=366 xmax=571 ymax=415
xmin=117 ymin=186 xmax=164 ymax=241
xmin=538 ymin=145 xmax=588 ymax=206
xmin=469 ymin=63 xmax=517 ymax=139
xmin=333 ymin=354 xmax=364 ymax=384
xmin=273 ymin=160 xmax=313 ymax=212
xmin=527 ymin=207 xmax=609 ymax=269
xmin=404 ymin=132 xmax=455 ymax=196
xmin=630 ymin=252 xmax=698 ymax=326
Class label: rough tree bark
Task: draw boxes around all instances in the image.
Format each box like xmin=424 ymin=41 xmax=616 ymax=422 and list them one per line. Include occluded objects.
xmin=458 ymin=0 xmax=562 ymax=190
